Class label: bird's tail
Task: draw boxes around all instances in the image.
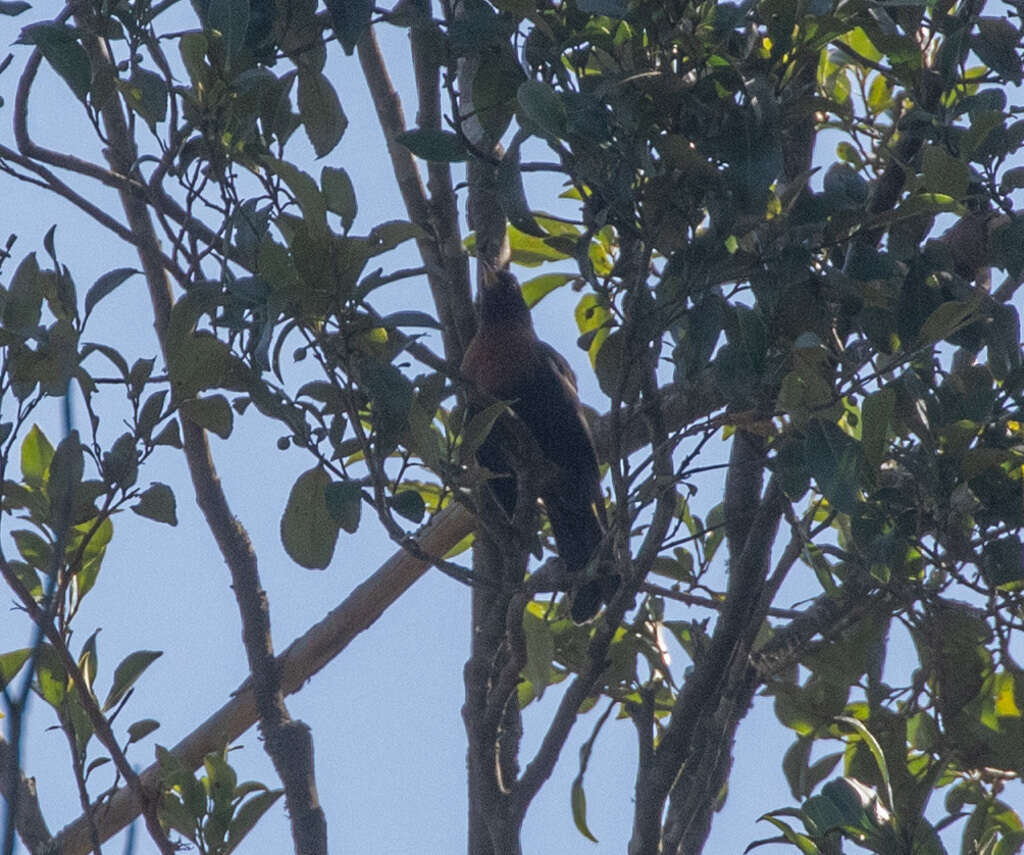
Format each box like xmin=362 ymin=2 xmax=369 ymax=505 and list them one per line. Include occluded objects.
xmin=545 ymin=493 xmax=618 ymax=622
xmin=569 ymin=571 xmax=621 ymax=623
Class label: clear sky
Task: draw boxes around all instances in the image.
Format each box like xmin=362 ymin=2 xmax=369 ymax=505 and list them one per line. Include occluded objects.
xmin=2 ymin=6 xmax=1022 ymax=855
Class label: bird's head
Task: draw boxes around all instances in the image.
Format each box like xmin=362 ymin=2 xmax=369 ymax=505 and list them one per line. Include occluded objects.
xmin=478 ymin=267 xmax=531 ymax=328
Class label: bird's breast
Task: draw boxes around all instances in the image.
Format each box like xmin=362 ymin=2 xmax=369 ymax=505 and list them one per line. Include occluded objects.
xmin=462 ymin=324 xmax=538 ymax=398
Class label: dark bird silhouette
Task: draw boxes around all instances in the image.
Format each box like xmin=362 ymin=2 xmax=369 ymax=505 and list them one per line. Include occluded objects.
xmin=461 ymin=269 xmax=614 ymax=621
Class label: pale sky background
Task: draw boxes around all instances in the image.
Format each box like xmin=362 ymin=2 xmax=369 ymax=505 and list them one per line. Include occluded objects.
xmin=2 ymin=5 xmax=1023 ymax=855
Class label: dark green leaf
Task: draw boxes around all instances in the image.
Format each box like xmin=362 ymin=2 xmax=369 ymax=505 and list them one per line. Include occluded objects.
xmin=180 ymin=394 xmax=234 ymax=439
xmin=390 ymin=489 xmax=425 ymax=524
xmin=395 ymin=129 xmax=468 ymax=163
xmin=517 ymin=79 xmax=567 ymax=139
xmin=921 ymin=145 xmax=970 ymax=199
xmin=321 ymin=166 xmax=357 ymax=231
xmin=496 ymin=144 xmax=546 ymax=238
xmin=982 ymin=537 xmax=1024 ymax=588
xmin=226 ymin=789 xmax=284 ymax=852
xmin=281 ymin=466 xmax=340 ymax=569
xmin=972 ymin=18 xmax=1022 ymax=81
xmin=324 ymin=0 xmax=373 ymax=54
xmin=263 ymin=157 xmax=328 ymax=236
xmin=207 ymin=0 xmax=250 ymax=60
xmin=0 ymin=2 xmax=31 ymax=14
xmin=85 ymin=268 xmax=137 ymax=318
xmin=367 ymin=220 xmax=424 ymax=254
xmin=152 ymin=419 xmax=183 ymax=448
xmin=132 ymin=482 xmax=178 ymax=526
xmin=17 ymin=22 xmax=91 ymax=102
xmin=127 ymin=718 xmax=161 ymax=743
xmin=4 ymin=252 xmax=43 ymax=334
xmin=917 ymin=300 xmax=977 ymax=347
xmin=460 ymin=400 xmax=509 ymax=463
xmin=380 ymin=310 xmax=440 ymax=329
xmin=49 ymin=430 xmax=84 ymax=532
xmin=297 ymin=69 xmax=346 ymax=157
xmin=103 ymin=650 xmax=163 ymax=712
xmin=325 ymin=480 xmax=362 ymax=533
xmin=803 ymin=420 xmax=863 ymax=514
xmin=118 ymin=67 xmax=168 ymax=126
xmin=861 ymin=386 xmax=895 ymax=471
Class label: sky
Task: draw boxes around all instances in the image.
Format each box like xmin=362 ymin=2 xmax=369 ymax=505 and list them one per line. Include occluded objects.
xmin=1 ymin=4 xmax=1023 ymax=855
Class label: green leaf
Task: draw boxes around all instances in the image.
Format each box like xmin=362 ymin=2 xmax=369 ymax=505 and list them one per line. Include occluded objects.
xmin=85 ymin=268 xmax=137 ymax=318
xmin=4 ymin=252 xmax=43 ymax=334
xmin=380 ymin=310 xmax=440 ymax=329
xmin=395 ymin=128 xmax=468 ymax=163
xmin=357 ymin=356 xmax=414 ymax=448
xmin=860 ymin=386 xmax=895 ymax=471
xmin=103 ymin=649 xmax=163 ymax=712
xmin=917 ymin=300 xmax=977 ymax=347
xmin=207 ymin=0 xmax=250 ymax=60
xmin=49 ymin=430 xmax=84 ymax=532
xmin=180 ymin=394 xmax=234 ymax=439
xmin=367 ymin=220 xmax=425 ymax=254
xmin=802 ymin=420 xmax=863 ymax=514
xmin=225 ymin=789 xmax=284 ymax=853
xmin=325 ymin=480 xmax=362 ymax=534
xmin=570 ymin=777 xmax=599 ymax=843
xmin=179 ymin=31 xmax=209 ymax=84
xmin=0 ymin=648 xmax=31 ymax=687
xmin=324 ymin=0 xmax=373 ymax=54
xmin=263 ymin=157 xmax=328 ymax=236
xmin=21 ymin=424 xmax=54 ymax=490
xmin=127 ymin=718 xmax=161 ymax=743
xmin=921 ymin=145 xmax=970 ymax=199
xmin=835 ymin=718 xmax=893 ymax=810
xmin=521 ymin=273 xmax=573 ymax=307
xmin=982 ymin=537 xmax=1024 ymax=588
xmin=517 ymin=79 xmax=567 ymax=139
xmin=390 ymin=489 xmax=425 ymax=524
xmin=281 ymin=466 xmax=341 ymax=569
xmin=152 ymin=419 xmax=183 ymax=448
xmin=298 ymin=69 xmax=346 ymax=157
xmin=522 ymin=608 xmax=553 ymax=700
xmin=118 ymin=67 xmax=168 ymax=126
xmin=496 ymin=145 xmax=546 ymax=238
xmin=460 ymin=400 xmax=508 ymax=463
xmin=132 ymin=482 xmax=178 ymax=526
xmin=321 ymin=166 xmax=357 ymax=231
xmin=972 ymin=18 xmax=1023 ymax=81
xmin=11 ymin=529 xmax=53 ymax=572
xmin=17 ymin=22 xmax=91 ymax=102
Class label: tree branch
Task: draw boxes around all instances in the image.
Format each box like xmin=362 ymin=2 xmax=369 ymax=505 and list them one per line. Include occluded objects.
xmin=0 ymin=735 xmax=53 ymax=854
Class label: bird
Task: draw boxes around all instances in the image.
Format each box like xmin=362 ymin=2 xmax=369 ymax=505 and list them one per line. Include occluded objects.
xmin=461 ymin=268 xmax=615 ymax=622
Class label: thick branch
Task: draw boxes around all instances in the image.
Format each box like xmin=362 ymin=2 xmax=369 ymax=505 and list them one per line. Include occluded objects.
xmin=356 ymin=27 xmax=474 ymax=364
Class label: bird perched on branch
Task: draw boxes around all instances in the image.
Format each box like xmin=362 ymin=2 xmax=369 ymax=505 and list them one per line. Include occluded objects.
xmin=461 ymin=269 xmax=615 ymax=622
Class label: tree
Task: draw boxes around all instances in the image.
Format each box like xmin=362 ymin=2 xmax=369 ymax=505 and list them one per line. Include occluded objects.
xmin=2 ymin=0 xmax=1024 ymax=853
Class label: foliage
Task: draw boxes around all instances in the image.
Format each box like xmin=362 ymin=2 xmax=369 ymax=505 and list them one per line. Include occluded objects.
xmin=1 ymin=0 xmax=1024 ymax=854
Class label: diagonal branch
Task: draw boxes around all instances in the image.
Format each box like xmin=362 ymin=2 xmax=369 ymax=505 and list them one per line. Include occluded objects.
xmin=51 ymin=502 xmax=474 ymax=855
